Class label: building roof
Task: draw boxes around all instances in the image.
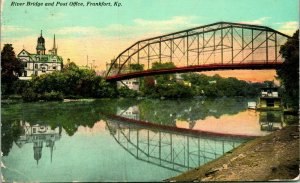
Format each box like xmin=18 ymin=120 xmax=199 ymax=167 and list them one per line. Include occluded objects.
xmin=37 ymin=30 xmax=45 ymax=43
xmin=31 ymin=54 xmax=63 ymax=63
xmin=18 ymin=50 xmax=63 ymax=63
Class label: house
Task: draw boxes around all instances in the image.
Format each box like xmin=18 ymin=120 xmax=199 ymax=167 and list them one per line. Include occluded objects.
xmin=117 ymin=79 xmax=140 ymax=91
xmin=257 ymin=87 xmax=282 ymax=110
xmin=17 ymin=31 xmax=63 ymax=79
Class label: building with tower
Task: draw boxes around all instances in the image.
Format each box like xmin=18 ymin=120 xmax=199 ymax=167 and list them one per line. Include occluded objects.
xmin=17 ymin=31 xmax=63 ymax=79
xmin=15 ymin=121 xmax=62 ymax=165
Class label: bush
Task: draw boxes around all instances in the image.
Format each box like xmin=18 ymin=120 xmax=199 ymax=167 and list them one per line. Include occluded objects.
xmin=12 ymin=80 xmax=31 ymax=95
xmin=22 ymin=88 xmax=39 ymax=102
xmin=118 ymin=87 xmax=139 ymax=98
xmin=22 ymin=89 xmax=64 ymax=102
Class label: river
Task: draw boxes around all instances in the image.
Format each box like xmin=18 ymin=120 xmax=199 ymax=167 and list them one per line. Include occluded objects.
xmin=1 ymin=97 xmax=285 ymax=182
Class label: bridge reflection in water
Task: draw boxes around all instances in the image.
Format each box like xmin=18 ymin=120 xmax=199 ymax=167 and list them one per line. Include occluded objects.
xmin=105 ymin=117 xmax=248 ymax=173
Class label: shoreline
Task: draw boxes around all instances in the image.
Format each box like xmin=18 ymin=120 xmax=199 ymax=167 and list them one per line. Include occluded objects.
xmin=166 ymin=125 xmax=299 ymax=181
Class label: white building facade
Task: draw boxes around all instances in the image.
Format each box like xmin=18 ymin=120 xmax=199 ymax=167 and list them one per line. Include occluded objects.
xmin=117 ymin=79 xmax=140 ymax=91
xmin=106 ymin=60 xmax=140 ymax=91
xmin=17 ymin=31 xmax=63 ymax=79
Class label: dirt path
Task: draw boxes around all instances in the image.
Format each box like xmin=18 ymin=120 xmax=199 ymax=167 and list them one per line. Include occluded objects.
xmin=167 ymin=125 xmax=299 ymax=181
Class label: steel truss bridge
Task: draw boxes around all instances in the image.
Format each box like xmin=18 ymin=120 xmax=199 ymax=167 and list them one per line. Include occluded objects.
xmin=106 ymin=22 xmax=290 ymax=81
xmin=105 ymin=115 xmax=250 ymax=172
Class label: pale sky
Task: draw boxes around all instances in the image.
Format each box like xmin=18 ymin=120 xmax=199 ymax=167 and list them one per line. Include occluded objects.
xmin=1 ymin=0 xmax=299 ymax=81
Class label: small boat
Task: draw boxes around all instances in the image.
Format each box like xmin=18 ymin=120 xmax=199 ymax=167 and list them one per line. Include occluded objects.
xmin=248 ymin=102 xmax=257 ymax=110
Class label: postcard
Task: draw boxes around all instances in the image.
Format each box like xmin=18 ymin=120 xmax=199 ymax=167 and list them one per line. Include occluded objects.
xmin=1 ymin=0 xmax=299 ymax=182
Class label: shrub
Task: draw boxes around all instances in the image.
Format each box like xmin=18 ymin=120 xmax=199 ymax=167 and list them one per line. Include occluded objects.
xmin=118 ymin=87 xmax=139 ymax=98
xmin=22 ymin=88 xmax=39 ymax=102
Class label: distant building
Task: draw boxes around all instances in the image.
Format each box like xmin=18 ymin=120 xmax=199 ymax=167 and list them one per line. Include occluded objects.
xmin=257 ymin=87 xmax=282 ymax=110
xmin=17 ymin=31 xmax=63 ymax=79
xmin=117 ymin=79 xmax=140 ymax=91
xmin=106 ymin=60 xmax=140 ymax=91
xmin=175 ymin=73 xmax=191 ymax=87
xmin=15 ymin=121 xmax=62 ymax=164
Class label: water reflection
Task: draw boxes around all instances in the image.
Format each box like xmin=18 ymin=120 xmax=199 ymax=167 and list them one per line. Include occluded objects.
xmin=15 ymin=121 xmax=62 ymax=164
xmin=1 ymin=98 xmax=292 ymax=181
xmin=259 ymin=111 xmax=285 ymax=131
xmin=114 ymin=103 xmax=274 ymax=137
xmin=105 ymin=117 xmax=247 ymax=172
xmin=117 ymin=106 xmax=140 ymax=120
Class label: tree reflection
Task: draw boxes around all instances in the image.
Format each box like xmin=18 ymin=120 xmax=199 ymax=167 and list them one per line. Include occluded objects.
xmin=1 ymin=97 xmax=251 ymax=156
xmin=1 ymin=120 xmax=23 ymax=156
xmin=138 ymin=98 xmax=248 ymax=127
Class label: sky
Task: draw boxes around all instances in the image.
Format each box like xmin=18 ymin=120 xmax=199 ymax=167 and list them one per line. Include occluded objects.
xmin=1 ymin=0 xmax=299 ymax=82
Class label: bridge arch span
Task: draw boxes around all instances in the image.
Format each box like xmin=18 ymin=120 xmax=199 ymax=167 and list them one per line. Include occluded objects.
xmin=106 ymin=22 xmax=290 ymax=81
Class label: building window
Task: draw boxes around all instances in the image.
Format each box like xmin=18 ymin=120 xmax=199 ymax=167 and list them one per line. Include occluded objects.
xmin=35 ymin=64 xmax=38 ymax=69
xmin=53 ymin=66 xmax=56 ymax=70
xmin=24 ymin=62 xmax=27 ymax=68
xmin=42 ymin=67 xmax=46 ymax=73
xmin=35 ymin=71 xmax=38 ymax=76
xmin=24 ymin=71 xmax=27 ymax=77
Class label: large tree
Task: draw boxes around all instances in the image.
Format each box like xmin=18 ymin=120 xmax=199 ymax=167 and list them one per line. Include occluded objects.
xmin=1 ymin=44 xmax=24 ymax=94
xmin=276 ymin=30 xmax=299 ymax=109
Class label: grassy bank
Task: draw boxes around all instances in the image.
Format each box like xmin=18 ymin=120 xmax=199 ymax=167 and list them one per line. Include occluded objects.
xmin=167 ymin=124 xmax=299 ymax=181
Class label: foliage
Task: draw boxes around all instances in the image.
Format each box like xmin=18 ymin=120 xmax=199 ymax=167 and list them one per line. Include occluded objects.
xmin=276 ymin=30 xmax=299 ymax=109
xmin=1 ymin=44 xmax=24 ymax=94
xmin=118 ymin=87 xmax=139 ymax=98
xmin=21 ymin=63 xmax=118 ymax=101
xmin=22 ymin=88 xmax=40 ymax=102
xmin=1 ymin=120 xmax=23 ymax=156
xmin=129 ymin=63 xmax=144 ymax=71
xmin=181 ymin=73 xmax=266 ymax=97
xmin=151 ymin=62 xmax=176 ymax=70
xmin=157 ymin=83 xmax=193 ymax=98
xmin=141 ymin=72 xmax=269 ymax=99
xmin=142 ymin=81 xmax=193 ymax=98
xmin=151 ymin=62 xmax=176 ymax=85
xmin=11 ymin=80 xmax=31 ymax=95
xmin=62 ymin=61 xmax=79 ymax=71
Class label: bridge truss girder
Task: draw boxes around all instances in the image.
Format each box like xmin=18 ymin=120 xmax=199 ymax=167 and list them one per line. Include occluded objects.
xmin=106 ymin=120 xmax=246 ymax=172
xmin=106 ymin=22 xmax=290 ymax=79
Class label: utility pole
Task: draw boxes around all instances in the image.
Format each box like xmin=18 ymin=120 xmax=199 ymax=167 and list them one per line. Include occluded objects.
xmin=86 ymin=55 xmax=89 ymax=67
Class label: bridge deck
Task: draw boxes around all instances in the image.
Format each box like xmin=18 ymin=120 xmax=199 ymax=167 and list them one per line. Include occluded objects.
xmin=106 ymin=62 xmax=282 ymax=81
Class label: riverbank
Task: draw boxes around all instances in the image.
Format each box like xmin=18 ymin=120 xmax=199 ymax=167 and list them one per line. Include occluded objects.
xmin=167 ymin=124 xmax=299 ymax=181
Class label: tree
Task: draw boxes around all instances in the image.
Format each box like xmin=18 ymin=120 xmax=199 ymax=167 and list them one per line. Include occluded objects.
xmin=276 ymin=30 xmax=299 ymax=109
xmin=129 ymin=63 xmax=144 ymax=71
xmin=63 ymin=61 xmax=79 ymax=71
xmin=151 ymin=62 xmax=176 ymax=84
xmin=1 ymin=44 xmax=24 ymax=94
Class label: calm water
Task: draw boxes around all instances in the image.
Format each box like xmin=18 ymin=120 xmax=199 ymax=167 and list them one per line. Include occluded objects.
xmin=1 ymin=98 xmax=285 ymax=182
